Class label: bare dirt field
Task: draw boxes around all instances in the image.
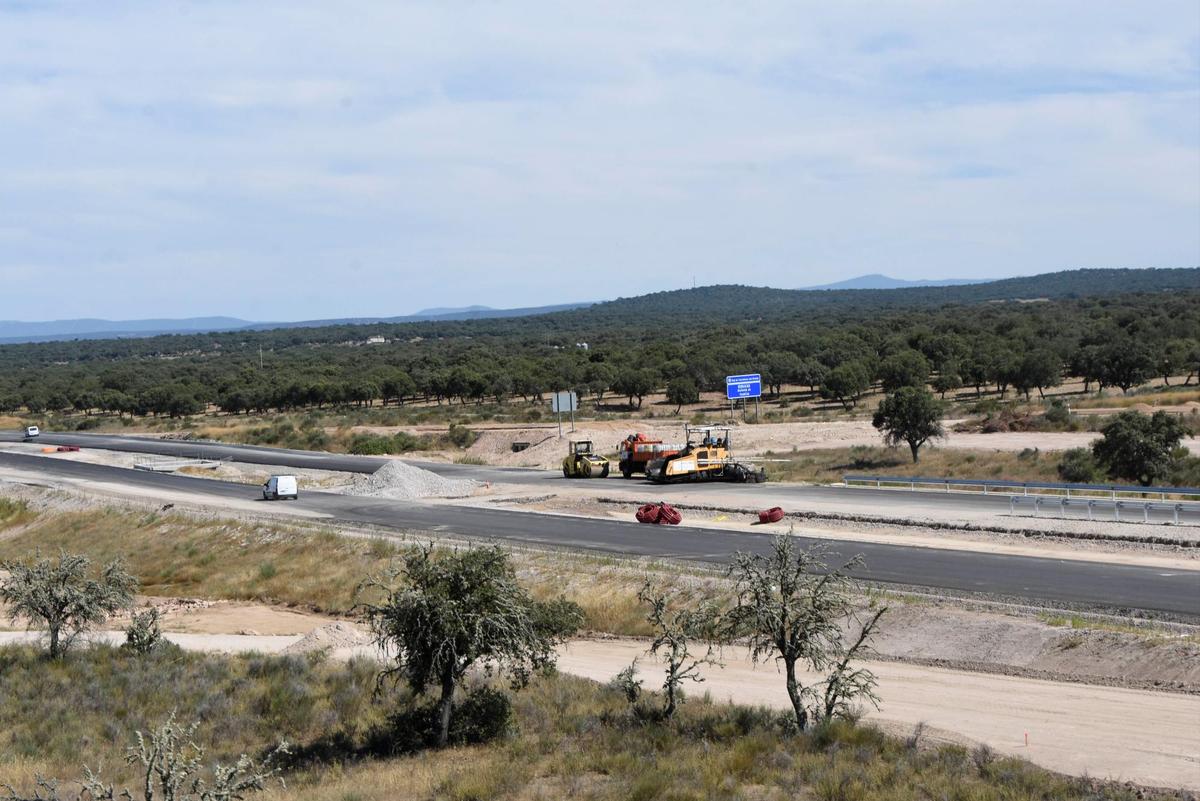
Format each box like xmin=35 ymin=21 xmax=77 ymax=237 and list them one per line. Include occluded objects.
xmin=371 ymin=419 xmax=1114 ymax=469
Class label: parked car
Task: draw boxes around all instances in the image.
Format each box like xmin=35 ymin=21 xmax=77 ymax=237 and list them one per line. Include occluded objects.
xmin=262 ymin=474 xmax=299 ymax=500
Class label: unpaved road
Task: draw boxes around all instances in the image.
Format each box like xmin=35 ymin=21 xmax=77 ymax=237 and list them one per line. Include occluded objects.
xmin=556 ymin=639 xmax=1200 ymax=791
xmin=1 ymin=629 xmax=1192 ymax=790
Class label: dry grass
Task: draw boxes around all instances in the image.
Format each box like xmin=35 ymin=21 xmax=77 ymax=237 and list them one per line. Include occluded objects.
xmin=0 ymin=644 xmax=392 ymax=791
xmin=765 ymin=445 xmax=1064 ymax=484
xmin=1070 ymin=387 xmax=1200 ymax=409
xmin=0 ymin=502 xmax=721 ymax=633
xmin=0 ymin=644 xmax=1159 ymax=801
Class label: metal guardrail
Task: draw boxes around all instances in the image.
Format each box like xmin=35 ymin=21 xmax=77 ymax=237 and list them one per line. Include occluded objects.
xmin=133 ymin=456 xmax=230 ymax=472
xmin=1008 ymin=495 xmax=1193 ymax=524
xmin=843 ymin=474 xmax=1200 ymax=502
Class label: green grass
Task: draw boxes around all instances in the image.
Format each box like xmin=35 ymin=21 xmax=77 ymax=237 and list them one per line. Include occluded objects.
xmin=0 ymin=645 xmax=1163 ymax=801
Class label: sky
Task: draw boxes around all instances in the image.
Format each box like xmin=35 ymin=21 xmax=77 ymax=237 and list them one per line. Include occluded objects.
xmin=1 ymin=2 xmax=1198 ymax=322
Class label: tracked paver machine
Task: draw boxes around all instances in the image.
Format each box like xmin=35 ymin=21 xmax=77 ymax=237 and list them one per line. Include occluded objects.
xmin=645 ymin=425 xmax=765 ymax=484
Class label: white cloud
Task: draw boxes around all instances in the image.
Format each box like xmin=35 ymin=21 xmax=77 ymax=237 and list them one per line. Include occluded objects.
xmin=0 ymin=1 xmax=1196 ymax=319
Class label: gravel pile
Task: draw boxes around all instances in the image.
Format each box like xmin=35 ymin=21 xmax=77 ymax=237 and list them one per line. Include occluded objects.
xmin=345 ymin=460 xmax=478 ymax=500
xmin=283 ymin=622 xmax=370 ymax=654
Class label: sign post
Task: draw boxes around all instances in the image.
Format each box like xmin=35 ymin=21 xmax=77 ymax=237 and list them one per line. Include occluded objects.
xmin=551 ymin=391 xmax=578 ymax=437
xmin=725 ymin=374 xmax=763 ymax=422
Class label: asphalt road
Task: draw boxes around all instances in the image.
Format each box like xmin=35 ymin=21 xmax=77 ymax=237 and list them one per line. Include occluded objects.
xmin=1 ymin=450 xmax=1197 ymax=617
xmin=6 ymin=431 xmax=1198 ymax=524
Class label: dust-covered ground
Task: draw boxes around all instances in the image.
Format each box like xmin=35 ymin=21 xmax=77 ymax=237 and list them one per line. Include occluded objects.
xmin=355 ymin=418 xmax=1114 ymax=469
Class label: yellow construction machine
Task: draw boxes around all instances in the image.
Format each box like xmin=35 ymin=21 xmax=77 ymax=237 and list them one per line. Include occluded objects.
xmin=562 ymin=440 xmax=610 ymax=479
xmin=645 ymin=425 xmax=765 ymax=484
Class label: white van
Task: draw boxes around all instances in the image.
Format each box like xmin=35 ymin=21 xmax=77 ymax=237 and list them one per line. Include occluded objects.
xmin=23 ymin=425 xmax=40 ymax=439
xmin=262 ymin=474 xmax=298 ymax=500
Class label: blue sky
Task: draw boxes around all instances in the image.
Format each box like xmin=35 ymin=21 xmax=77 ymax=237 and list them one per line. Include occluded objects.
xmin=1 ymin=1 xmax=1197 ymax=321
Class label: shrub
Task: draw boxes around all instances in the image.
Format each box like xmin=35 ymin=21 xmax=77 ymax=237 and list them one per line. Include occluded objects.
xmin=122 ymin=608 xmax=164 ymax=655
xmin=447 ymin=423 xmax=477 ymax=449
xmin=1057 ymin=448 xmax=1099 ymax=483
xmin=1043 ymin=400 xmax=1071 ymax=426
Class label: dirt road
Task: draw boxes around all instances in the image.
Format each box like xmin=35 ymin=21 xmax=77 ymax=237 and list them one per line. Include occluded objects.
xmin=556 ymin=639 xmax=1200 ymax=791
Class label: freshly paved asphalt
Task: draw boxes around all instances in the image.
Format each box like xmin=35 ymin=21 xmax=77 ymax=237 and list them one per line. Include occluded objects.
xmin=4 ymin=431 xmax=1198 ymax=525
xmin=1 ymin=448 xmax=1197 ymax=617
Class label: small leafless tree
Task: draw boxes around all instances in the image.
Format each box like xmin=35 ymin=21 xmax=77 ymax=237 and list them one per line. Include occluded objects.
xmin=637 ymin=583 xmax=722 ymax=719
xmin=726 ymin=535 xmax=886 ymax=731
xmin=1 ymin=712 xmax=288 ymax=801
xmin=0 ymin=551 xmax=137 ymax=658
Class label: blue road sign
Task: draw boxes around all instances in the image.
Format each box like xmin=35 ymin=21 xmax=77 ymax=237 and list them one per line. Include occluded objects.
xmin=725 ymin=373 xmax=762 ymax=400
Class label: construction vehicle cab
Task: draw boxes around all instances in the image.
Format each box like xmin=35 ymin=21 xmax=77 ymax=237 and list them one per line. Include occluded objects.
xmin=562 ymin=440 xmax=610 ymax=479
xmin=645 ymin=425 xmax=764 ymax=484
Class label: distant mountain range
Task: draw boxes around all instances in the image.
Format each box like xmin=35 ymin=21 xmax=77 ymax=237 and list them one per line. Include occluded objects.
xmin=800 ymin=274 xmax=990 ymax=290
xmin=4 ymin=268 xmax=1191 ymax=345
xmin=0 ymin=316 xmax=257 ymax=343
xmin=0 ymin=302 xmax=594 ymax=344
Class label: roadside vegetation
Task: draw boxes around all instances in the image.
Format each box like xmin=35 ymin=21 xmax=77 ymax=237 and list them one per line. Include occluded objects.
xmin=0 ymin=644 xmax=1166 ymax=801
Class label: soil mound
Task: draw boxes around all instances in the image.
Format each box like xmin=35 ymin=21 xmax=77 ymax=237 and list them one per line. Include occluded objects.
xmin=283 ymin=622 xmax=370 ymax=654
xmin=345 ymin=460 xmax=478 ymax=500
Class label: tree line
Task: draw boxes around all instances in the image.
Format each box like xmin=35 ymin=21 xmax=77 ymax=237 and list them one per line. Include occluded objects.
xmin=1 ymin=284 xmax=1198 ymax=420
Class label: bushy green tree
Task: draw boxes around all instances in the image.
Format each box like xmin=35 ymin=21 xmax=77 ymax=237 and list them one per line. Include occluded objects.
xmin=1013 ymin=350 xmax=1061 ymax=400
xmin=1092 ymin=411 xmax=1188 ymax=485
xmin=879 ymin=350 xmax=930 ymax=392
xmin=666 ymin=377 xmax=699 ymax=414
xmin=931 ymin=370 xmax=963 ymax=399
xmin=1098 ymin=339 xmax=1154 ymax=394
xmin=872 ymin=387 xmax=945 ymax=463
xmin=359 ymin=545 xmax=582 ymax=747
xmin=1057 ymin=448 xmax=1099 ymax=483
xmin=614 ymin=367 xmax=657 ymax=409
xmin=820 ymin=362 xmax=872 ymax=409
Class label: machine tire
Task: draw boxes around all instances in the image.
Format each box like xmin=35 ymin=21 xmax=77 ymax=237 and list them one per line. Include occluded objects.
xmin=562 ymin=465 xmax=571 ymax=479
xmin=600 ymin=464 xmax=610 ymax=478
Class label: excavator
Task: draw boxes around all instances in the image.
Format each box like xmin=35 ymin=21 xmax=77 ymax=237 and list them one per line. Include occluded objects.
xmin=562 ymin=440 xmax=610 ymax=479
xmin=645 ymin=425 xmax=765 ymax=484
